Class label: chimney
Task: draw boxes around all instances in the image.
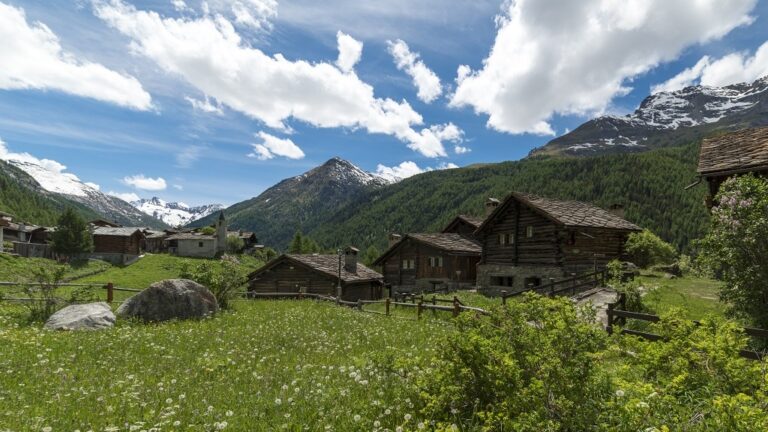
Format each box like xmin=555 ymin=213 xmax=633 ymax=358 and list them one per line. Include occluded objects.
xmin=344 ymin=246 xmax=359 ymax=274
xmin=388 ymin=233 xmax=402 ymax=248
xmin=485 ymin=198 xmax=500 ymax=216
xmin=608 ymin=204 xmax=625 ymax=219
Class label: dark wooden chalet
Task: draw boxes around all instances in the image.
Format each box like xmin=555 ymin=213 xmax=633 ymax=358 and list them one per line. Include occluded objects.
xmin=92 ymin=227 xmax=145 ymax=264
xmin=698 ymin=127 xmax=768 ymax=207
xmin=441 ymin=215 xmax=485 ymax=238
xmin=373 ymin=233 xmax=482 ymax=293
xmin=248 ymin=247 xmax=383 ymax=301
xmin=475 ymin=192 xmax=641 ymax=294
xmin=90 ymin=219 xmax=122 ymax=228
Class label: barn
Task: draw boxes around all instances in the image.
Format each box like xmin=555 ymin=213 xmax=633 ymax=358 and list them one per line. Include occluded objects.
xmin=91 ymin=227 xmax=145 ymax=264
xmin=248 ymin=247 xmax=384 ymax=301
xmin=475 ymin=192 xmax=641 ymax=294
xmin=698 ymin=126 xmax=768 ymax=208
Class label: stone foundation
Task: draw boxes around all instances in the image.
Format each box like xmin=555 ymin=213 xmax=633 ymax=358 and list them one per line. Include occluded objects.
xmin=477 ymin=264 xmax=566 ymax=297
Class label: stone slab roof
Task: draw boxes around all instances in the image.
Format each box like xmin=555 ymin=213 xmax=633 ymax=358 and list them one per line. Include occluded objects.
xmin=92 ymin=227 xmax=144 ymax=237
xmin=408 ymin=233 xmax=482 ymax=254
xmin=285 ymin=254 xmax=382 ymax=283
xmin=698 ymin=127 xmax=768 ymax=176
xmin=478 ymin=192 xmax=641 ymax=233
xmin=165 ymin=233 xmax=216 ymax=241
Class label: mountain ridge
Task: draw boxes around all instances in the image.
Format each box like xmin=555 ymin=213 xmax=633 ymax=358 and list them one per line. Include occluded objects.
xmin=132 ymin=197 xmax=223 ymax=227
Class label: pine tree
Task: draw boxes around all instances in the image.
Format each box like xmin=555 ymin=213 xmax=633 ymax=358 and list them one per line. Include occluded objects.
xmin=363 ymin=245 xmax=380 ymax=266
xmin=288 ymin=231 xmax=304 ymax=254
xmin=51 ymin=208 xmax=93 ymax=256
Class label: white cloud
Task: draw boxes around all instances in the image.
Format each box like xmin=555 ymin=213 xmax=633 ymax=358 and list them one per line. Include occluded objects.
xmin=171 ymin=0 xmax=189 ymax=12
xmin=185 ymin=95 xmax=223 ymax=114
xmin=450 ymin=0 xmax=757 ymax=135
xmin=336 ymin=31 xmax=363 ymax=73
xmin=652 ymin=41 xmax=768 ymax=93
xmin=248 ymin=131 xmax=305 ymax=160
xmin=375 ymin=160 xmax=459 ymax=182
xmin=387 ymin=39 xmax=442 ymax=103
xmin=84 ymin=182 xmax=101 ymax=191
xmin=454 ymin=145 xmax=470 ymax=154
xmin=204 ymin=0 xmax=278 ymax=32
xmin=93 ymin=0 xmax=458 ymax=158
xmin=0 ymin=2 xmax=152 ymax=110
xmin=122 ymin=174 xmax=167 ymax=191
xmin=107 ymin=191 xmax=141 ymax=202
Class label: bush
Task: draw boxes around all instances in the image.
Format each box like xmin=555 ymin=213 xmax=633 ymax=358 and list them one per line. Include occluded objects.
xmin=179 ymin=255 xmax=248 ymax=310
xmin=226 ymin=234 xmax=244 ymax=253
xmin=699 ymin=174 xmax=768 ymax=328
xmin=625 ymin=229 xmax=677 ymax=268
xmin=20 ymin=266 xmax=66 ymax=322
xmin=51 ymin=208 xmax=93 ymax=257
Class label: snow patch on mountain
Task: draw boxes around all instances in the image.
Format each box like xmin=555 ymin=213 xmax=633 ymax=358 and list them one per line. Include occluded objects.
xmin=132 ymin=197 xmax=223 ymax=227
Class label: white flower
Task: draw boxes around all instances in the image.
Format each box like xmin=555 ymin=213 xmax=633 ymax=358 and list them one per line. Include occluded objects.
xmin=215 ymin=421 xmax=228 ymax=430
xmin=275 ymin=398 xmax=282 ymax=405
xmin=165 ymin=398 xmax=173 ymax=404
xmin=173 ymin=421 xmax=181 ymax=427
xmin=396 ymin=428 xmax=403 ymax=432
xmin=637 ymin=401 xmax=649 ymax=409
xmin=418 ymin=422 xmax=425 ymax=429
xmin=615 ymin=389 xmax=625 ymax=397
xmin=42 ymin=428 xmax=52 ymax=432
xmin=226 ymin=410 xmax=234 ymax=417
xmin=404 ymin=414 xmax=412 ymax=421
xmin=353 ymin=415 xmax=361 ymax=422
xmin=373 ymin=421 xmax=381 ymax=427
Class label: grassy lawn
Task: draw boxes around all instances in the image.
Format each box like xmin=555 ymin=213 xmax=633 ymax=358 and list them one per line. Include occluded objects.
xmin=0 ymin=300 xmax=451 ymax=431
xmin=636 ymin=271 xmax=727 ymax=320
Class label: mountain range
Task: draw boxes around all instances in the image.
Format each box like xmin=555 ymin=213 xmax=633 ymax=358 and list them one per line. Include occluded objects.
xmin=131 ymin=197 xmax=223 ymax=227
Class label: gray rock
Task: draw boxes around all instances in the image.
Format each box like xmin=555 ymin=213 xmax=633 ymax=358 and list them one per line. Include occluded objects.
xmin=116 ymin=279 xmax=218 ymax=322
xmin=45 ymin=302 xmax=115 ymax=331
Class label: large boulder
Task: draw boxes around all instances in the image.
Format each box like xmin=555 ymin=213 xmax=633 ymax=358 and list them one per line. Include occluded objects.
xmin=116 ymin=279 xmax=218 ymax=322
xmin=45 ymin=302 xmax=115 ymax=331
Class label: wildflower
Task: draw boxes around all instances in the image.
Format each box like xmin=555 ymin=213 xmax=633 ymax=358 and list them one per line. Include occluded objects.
xmin=353 ymin=415 xmax=361 ymax=422
xmin=215 ymin=421 xmax=228 ymax=430
xmin=615 ymin=390 xmax=625 ymax=397
xmin=275 ymin=398 xmax=282 ymax=405
xmin=637 ymin=401 xmax=649 ymax=409
xmin=404 ymin=414 xmax=412 ymax=421
xmin=226 ymin=410 xmax=233 ymax=417
xmin=396 ymin=427 xmax=403 ymax=432
xmin=42 ymin=428 xmax=52 ymax=432
xmin=373 ymin=421 xmax=381 ymax=428
xmin=173 ymin=421 xmax=181 ymax=427
xmin=165 ymin=398 xmax=173 ymax=404
xmin=418 ymin=422 xmax=425 ymax=429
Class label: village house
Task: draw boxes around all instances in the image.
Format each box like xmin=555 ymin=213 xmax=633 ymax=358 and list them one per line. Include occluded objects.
xmin=227 ymin=230 xmax=261 ymax=253
xmin=475 ymin=192 xmax=641 ymax=294
xmin=165 ymin=211 xmax=227 ymax=258
xmin=91 ymin=227 xmax=145 ymax=265
xmin=89 ymin=218 xmax=122 ymax=228
xmin=697 ymin=126 xmax=768 ymax=207
xmin=248 ymin=247 xmax=384 ymax=301
xmin=143 ymin=229 xmax=168 ymax=253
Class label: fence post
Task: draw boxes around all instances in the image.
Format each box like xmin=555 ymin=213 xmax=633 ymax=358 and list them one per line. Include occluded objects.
xmin=357 ymin=299 xmax=363 ymax=311
xmin=431 ymin=295 xmax=437 ymax=316
xmin=549 ymin=278 xmax=556 ymax=297
xmin=501 ymin=290 xmax=507 ymax=305
xmin=385 ymin=297 xmax=391 ymax=316
xmin=417 ymin=300 xmax=423 ymax=320
xmin=452 ymin=297 xmax=460 ymax=318
xmin=106 ymin=282 xmax=114 ymax=303
xmin=606 ymin=302 xmax=614 ymax=335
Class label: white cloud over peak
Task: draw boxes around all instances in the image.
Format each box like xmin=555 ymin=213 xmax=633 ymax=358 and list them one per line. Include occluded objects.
xmin=248 ymin=131 xmax=305 ymax=160
xmin=122 ymin=174 xmax=167 ymax=191
xmin=0 ymin=2 xmax=152 ymax=111
xmin=387 ymin=39 xmax=442 ymax=103
xmin=652 ymin=41 xmax=768 ymax=93
xmin=336 ymin=31 xmax=363 ymax=73
xmin=375 ymin=160 xmax=459 ymax=182
xmin=93 ymin=0 xmax=458 ymax=158
xmin=108 ymin=191 xmax=141 ymax=202
xmin=451 ymin=0 xmax=757 ymax=135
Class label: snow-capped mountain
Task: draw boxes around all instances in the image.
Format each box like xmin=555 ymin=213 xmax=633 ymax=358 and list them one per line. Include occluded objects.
xmin=132 ymin=197 xmax=223 ymax=227
xmin=531 ymin=75 xmax=768 ymax=157
xmin=3 ymin=159 xmax=165 ymax=228
xmin=189 ymin=157 xmax=389 ymax=247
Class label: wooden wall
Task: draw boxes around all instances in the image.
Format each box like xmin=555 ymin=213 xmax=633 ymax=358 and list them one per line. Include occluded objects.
xmin=380 ymin=238 xmax=479 ymax=287
xmin=249 ymin=260 xmax=381 ymax=301
xmin=444 ymin=219 xmax=479 ymax=238
xmin=93 ymin=233 xmax=141 ymax=255
xmin=561 ymin=228 xmax=630 ymax=273
xmin=481 ymin=201 xmax=559 ymax=267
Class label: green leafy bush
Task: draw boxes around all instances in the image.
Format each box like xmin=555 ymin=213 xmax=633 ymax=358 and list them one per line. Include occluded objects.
xmin=625 ymin=229 xmax=677 ymax=268
xmin=179 ymin=255 xmax=248 ymax=310
xmin=226 ymin=234 xmax=245 ymax=253
xmin=699 ymin=174 xmax=768 ymax=329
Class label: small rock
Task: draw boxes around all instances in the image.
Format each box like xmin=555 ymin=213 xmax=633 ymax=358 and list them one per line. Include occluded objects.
xmin=45 ymin=302 xmax=115 ymax=331
xmin=116 ymin=279 xmax=218 ymax=322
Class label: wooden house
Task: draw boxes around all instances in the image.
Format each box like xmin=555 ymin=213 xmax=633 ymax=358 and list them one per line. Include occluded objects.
xmin=474 ymin=192 xmax=641 ymax=294
xmin=91 ymin=227 xmax=145 ymax=264
xmin=441 ymin=215 xmax=485 ymax=239
xmin=90 ymin=219 xmax=122 ymax=228
xmin=143 ymin=229 xmax=167 ymax=253
xmin=373 ymin=233 xmax=482 ymax=293
xmin=698 ymin=127 xmax=768 ymax=207
xmin=249 ymin=247 xmax=383 ymax=301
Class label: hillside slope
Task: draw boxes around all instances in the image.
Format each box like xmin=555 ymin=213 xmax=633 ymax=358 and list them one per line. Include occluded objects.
xmin=310 ymin=142 xmax=708 ymax=252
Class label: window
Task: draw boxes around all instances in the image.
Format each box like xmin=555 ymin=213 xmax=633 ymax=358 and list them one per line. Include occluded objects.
xmin=498 ymin=233 xmax=514 ymax=245
xmin=428 ymin=256 xmax=444 ymax=268
xmin=198 ymin=241 xmax=204 ymax=247
xmin=437 ymin=256 xmax=443 ymax=267
xmin=402 ymin=259 xmax=415 ymax=270
xmin=490 ymin=276 xmax=514 ymax=287
xmin=526 ymin=226 xmax=534 ymax=238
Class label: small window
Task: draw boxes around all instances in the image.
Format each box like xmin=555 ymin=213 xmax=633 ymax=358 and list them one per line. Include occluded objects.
xmin=410 ymin=259 xmax=416 ymax=269
xmin=498 ymin=233 xmax=514 ymax=245
xmin=437 ymin=256 xmax=443 ymax=267
xmin=198 ymin=241 xmax=204 ymax=247
xmin=402 ymin=259 xmax=415 ymax=270
xmin=491 ymin=276 xmax=514 ymax=287
xmin=428 ymin=257 xmax=435 ymax=267
xmin=526 ymin=226 xmax=534 ymax=238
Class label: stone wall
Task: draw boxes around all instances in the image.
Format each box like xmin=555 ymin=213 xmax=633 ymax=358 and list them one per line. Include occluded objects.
xmin=175 ymin=239 xmax=217 ymax=258
xmin=477 ymin=264 xmax=566 ymax=297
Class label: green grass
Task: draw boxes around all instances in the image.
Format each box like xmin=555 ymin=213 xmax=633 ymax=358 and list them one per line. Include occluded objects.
xmin=636 ymin=271 xmax=727 ymax=320
xmin=0 ymin=300 xmax=451 ymax=431
xmin=0 ymin=253 xmax=111 ymax=283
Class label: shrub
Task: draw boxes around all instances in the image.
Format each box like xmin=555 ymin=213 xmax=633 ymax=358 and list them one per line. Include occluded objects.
xmin=20 ymin=265 xmax=66 ymax=322
xmin=699 ymin=174 xmax=768 ymax=328
xmin=625 ymin=229 xmax=677 ymax=268
xmin=51 ymin=208 xmax=93 ymax=257
xmin=200 ymin=226 xmax=216 ymax=235
xmin=179 ymin=255 xmax=248 ymax=310
xmin=226 ymin=234 xmax=244 ymax=253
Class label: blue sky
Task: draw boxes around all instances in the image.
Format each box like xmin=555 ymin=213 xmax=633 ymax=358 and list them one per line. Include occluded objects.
xmin=0 ymin=0 xmax=767 ymax=206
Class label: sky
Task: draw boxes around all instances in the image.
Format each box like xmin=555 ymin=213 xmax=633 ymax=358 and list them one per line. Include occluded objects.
xmin=1 ymin=0 xmax=767 ymax=206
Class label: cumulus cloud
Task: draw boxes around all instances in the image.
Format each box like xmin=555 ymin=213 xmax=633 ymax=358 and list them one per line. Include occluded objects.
xmin=375 ymin=160 xmax=459 ymax=182
xmin=122 ymin=174 xmax=167 ymax=191
xmin=93 ymin=0 xmax=458 ymax=158
xmin=336 ymin=31 xmax=363 ymax=73
xmin=0 ymin=2 xmax=152 ymax=110
xmin=451 ymin=0 xmax=757 ymax=135
xmin=652 ymin=41 xmax=768 ymax=93
xmin=84 ymin=182 xmax=100 ymax=190
xmin=185 ymin=95 xmax=223 ymax=114
xmin=171 ymin=0 xmax=189 ymax=12
xmin=204 ymin=0 xmax=278 ymax=32
xmin=107 ymin=191 xmax=141 ymax=202
xmin=454 ymin=145 xmax=470 ymax=154
xmin=387 ymin=39 xmax=442 ymax=103
xmin=248 ymin=131 xmax=305 ymax=160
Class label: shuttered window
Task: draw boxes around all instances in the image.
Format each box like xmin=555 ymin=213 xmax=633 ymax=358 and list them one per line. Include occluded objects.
xmin=498 ymin=233 xmax=514 ymax=245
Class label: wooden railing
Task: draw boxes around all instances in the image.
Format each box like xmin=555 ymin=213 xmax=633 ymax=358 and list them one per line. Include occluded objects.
xmin=500 ymin=268 xmax=608 ymax=304
xmin=0 ymin=281 xmax=141 ymax=304
xmin=605 ymin=293 xmax=768 ymax=361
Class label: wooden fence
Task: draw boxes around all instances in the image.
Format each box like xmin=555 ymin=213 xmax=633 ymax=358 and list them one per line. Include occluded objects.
xmin=500 ymin=268 xmax=608 ymax=304
xmin=0 ymin=281 xmax=141 ymax=304
xmin=606 ymin=293 xmax=768 ymax=361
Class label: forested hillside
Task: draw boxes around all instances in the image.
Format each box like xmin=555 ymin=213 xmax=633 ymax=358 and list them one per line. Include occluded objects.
xmin=0 ymin=160 xmax=98 ymax=225
xmin=311 ymin=142 xmax=708 ymax=252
